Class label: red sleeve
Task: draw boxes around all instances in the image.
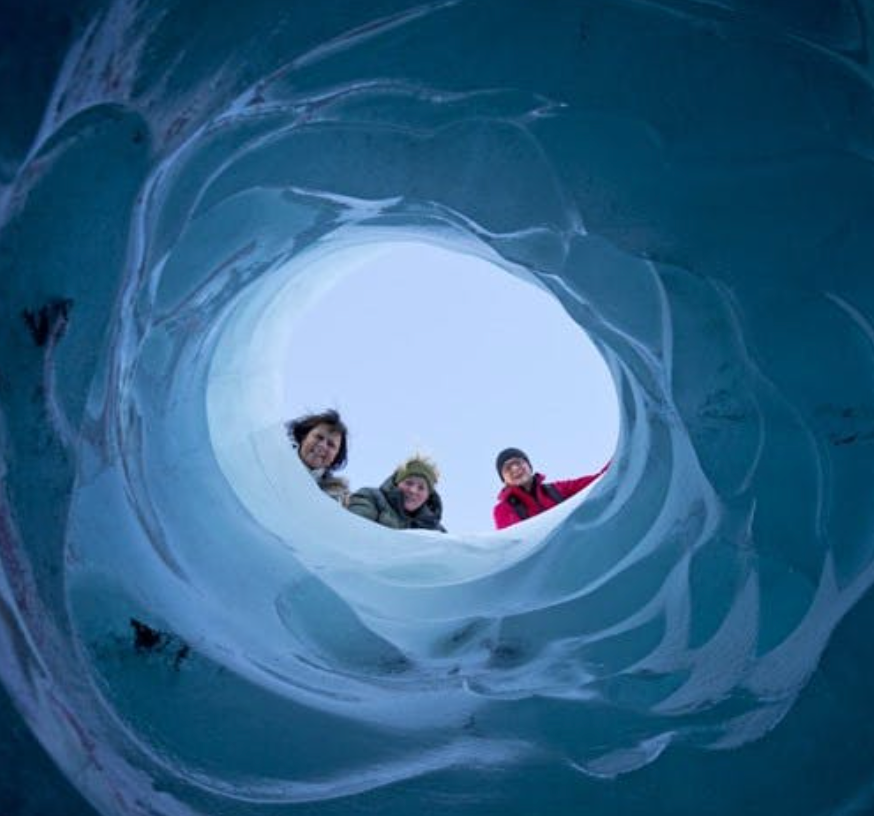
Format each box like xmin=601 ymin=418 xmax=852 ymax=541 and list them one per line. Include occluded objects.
xmin=551 ymin=461 xmax=611 ymax=500
xmin=493 ymin=501 xmax=520 ymax=530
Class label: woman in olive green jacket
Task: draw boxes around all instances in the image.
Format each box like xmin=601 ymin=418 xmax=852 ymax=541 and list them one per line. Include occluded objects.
xmin=348 ymin=455 xmax=446 ymax=532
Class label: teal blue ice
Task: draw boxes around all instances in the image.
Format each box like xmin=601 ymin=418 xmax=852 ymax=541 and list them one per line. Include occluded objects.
xmin=3 ymin=1 xmax=874 ymax=814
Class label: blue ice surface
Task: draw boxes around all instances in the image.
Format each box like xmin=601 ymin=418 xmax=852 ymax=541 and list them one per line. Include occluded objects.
xmin=3 ymin=1 xmax=874 ymax=814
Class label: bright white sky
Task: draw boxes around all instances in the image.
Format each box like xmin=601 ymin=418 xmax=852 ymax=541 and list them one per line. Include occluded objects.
xmin=282 ymin=241 xmax=619 ymax=533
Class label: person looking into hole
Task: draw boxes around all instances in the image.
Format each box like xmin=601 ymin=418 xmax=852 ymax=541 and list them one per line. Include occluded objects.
xmin=493 ymin=447 xmax=609 ymax=530
xmin=348 ymin=455 xmax=446 ymax=532
xmin=286 ymin=409 xmax=350 ymax=505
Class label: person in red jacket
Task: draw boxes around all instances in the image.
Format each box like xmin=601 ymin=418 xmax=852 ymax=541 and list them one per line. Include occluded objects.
xmin=493 ymin=447 xmax=609 ymax=530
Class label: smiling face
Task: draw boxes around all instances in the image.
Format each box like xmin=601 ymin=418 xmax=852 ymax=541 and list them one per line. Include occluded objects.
xmin=500 ymin=456 xmax=534 ymax=489
xmin=396 ymin=475 xmax=430 ymax=513
xmin=298 ymin=423 xmax=343 ymax=471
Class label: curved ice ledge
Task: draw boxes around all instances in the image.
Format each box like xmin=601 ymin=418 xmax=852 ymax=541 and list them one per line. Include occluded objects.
xmin=2 ymin=1 xmax=874 ymax=815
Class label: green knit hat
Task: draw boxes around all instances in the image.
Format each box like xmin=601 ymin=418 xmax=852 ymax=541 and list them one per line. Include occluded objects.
xmin=394 ymin=455 xmax=440 ymax=491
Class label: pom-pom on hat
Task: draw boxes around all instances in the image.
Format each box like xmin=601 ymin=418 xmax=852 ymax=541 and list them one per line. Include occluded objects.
xmin=394 ymin=455 xmax=440 ymax=491
xmin=496 ymin=447 xmax=530 ymax=479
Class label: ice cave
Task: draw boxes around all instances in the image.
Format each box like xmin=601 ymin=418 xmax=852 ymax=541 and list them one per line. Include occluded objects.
xmin=3 ymin=1 xmax=874 ymax=815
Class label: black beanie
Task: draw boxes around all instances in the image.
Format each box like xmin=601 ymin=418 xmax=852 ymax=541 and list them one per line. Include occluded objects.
xmin=496 ymin=447 xmax=530 ymax=479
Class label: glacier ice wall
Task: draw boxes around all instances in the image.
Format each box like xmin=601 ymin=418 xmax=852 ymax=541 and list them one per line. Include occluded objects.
xmin=3 ymin=1 xmax=874 ymax=814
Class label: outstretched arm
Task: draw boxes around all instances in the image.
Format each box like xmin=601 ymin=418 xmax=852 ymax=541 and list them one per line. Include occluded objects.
xmin=552 ymin=461 xmax=611 ymax=500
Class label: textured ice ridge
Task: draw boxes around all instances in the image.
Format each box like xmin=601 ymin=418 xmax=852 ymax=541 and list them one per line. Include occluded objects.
xmin=2 ymin=1 xmax=874 ymax=815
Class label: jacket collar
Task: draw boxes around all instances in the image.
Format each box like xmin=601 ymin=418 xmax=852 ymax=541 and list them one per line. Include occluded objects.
xmin=308 ymin=465 xmax=327 ymax=481
xmin=497 ymin=472 xmax=545 ymax=501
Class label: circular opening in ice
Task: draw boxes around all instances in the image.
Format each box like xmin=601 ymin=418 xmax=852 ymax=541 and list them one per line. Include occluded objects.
xmin=207 ymin=233 xmax=618 ymax=550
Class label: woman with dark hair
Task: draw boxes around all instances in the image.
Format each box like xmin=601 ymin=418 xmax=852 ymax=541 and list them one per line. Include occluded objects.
xmin=285 ymin=409 xmax=350 ymax=505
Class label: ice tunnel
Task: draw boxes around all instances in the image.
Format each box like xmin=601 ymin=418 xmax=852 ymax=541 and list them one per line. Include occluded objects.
xmin=3 ymin=1 xmax=874 ymax=814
